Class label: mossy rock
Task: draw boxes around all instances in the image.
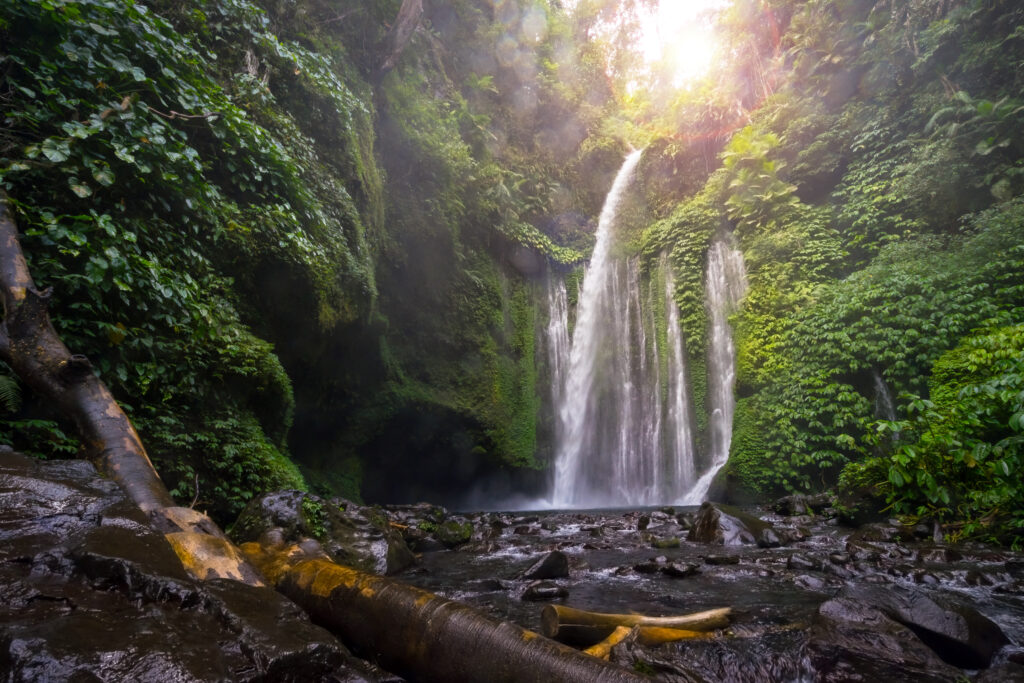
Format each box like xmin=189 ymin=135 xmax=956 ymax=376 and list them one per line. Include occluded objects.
xmin=434 ymin=519 xmax=473 ymax=548
xmin=230 ymin=491 xmax=415 ymax=574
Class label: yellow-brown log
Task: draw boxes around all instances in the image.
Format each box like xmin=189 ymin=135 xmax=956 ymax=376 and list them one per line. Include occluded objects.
xmin=584 ymin=626 xmax=632 ymax=660
xmin=243 ymin=542 xmax=648 ymax=683
xmin=635 ymin=626 xmax=711 ymax=646
xmin=542 ymin=604 xmax=731 ymax=646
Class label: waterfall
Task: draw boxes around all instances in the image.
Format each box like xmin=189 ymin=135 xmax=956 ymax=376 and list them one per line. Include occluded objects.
xmin=873 ymin=369 xmax=897 ymax=421
xmin=664 ymin=257 xmax=697 ymax=492
xmin=545 ymin=276 xmax=570 ymax=410
xmin=681 ymin=239 xmax=748 ymax=505
xmin=551 ymin=150 xmax=697 ymax=507
xmin=546 ymin=151 xmax=747 ymax=509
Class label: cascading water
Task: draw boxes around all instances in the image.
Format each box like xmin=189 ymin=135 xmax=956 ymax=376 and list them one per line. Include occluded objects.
xmin=545 ymin=276 xmax=571 ymax=411
xmin=681 ymin=239 xmax=748 ymax=505
xmin=546 ymin=151 xmax=747 ymax=508
xmin=873 ymin=368 xmax=897 ymax=421
xmin=550 ymin=150 xmax=698 ymax=507
xmin=664 ymin=258 xmax=697 ymax=491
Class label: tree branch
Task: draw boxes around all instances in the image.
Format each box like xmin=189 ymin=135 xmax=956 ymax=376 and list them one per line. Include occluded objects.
xmin=374 ymin=0 xmax=424 ymax=81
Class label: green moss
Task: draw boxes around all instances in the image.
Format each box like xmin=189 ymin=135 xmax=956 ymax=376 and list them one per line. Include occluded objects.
xmin=720 ymin=396 xmax=783 ymax=499
xmin=689 ymin=356 xmax=709 ymax=451
xmin=435 ymin=520 xmax=473 ymax=547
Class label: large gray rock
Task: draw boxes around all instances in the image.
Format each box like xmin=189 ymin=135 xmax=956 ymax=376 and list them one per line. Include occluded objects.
xmin=231 ymin=491 xmax=415 ymax=575
xmin=0 ymin=449 xmax=380 ymax=682
xmin=808 ymin=584 xmax=1009 ymax=681
xmin=808 ymin=595 xmax=961 ymax=682
xmin=687 ymin=502 xmax=773 ymax=546
xmin=848 ymin=584 xmax=1008 ymax=668
xmin=521 ymin=550 xmax=570 ymax=580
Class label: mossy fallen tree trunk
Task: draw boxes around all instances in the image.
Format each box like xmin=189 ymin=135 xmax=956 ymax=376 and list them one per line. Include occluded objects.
xmin=0 ymin=196 xmax=172 ymax=513
xmin=244 ymin=540 xmax=649 ymax=683
xmin=542 ymin=604 xmax=731 ymax=647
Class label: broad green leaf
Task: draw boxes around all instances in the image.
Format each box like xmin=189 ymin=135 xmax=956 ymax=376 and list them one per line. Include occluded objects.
xmin=92 ymin=167 xmax=115 ymax=186
xmin=41 ymin=138 xmax=70 ymax=163
xmin=68 ymin=179 xmax=92 ymax=197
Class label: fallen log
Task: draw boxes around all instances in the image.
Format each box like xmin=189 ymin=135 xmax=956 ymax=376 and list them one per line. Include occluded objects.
xmin=243 ymin=540 xmax=649 ymax=683
xmin=584 ymin=625 xmax=632 ymax=659
xmin=635 ymin=626 xmax=710 ymax=647
xmin=584 ymin=624 xmax=712 ymax=660
xmin=542 ymin=604 xmax=731 ymax=646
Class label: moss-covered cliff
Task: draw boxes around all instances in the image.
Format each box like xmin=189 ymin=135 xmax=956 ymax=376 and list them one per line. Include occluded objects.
xmin=0 ymin=0 xmax=621 ymax=518
xmin=636 ymin=0 xmax=1024 ymax=543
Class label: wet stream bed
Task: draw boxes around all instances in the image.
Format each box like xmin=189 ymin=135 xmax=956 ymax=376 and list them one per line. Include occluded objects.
xmin=391 ymin=504 xmax=1024 ymax=682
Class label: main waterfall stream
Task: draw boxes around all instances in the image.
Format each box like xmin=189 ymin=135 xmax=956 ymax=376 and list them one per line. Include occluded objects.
xmin=548 ymin=152 xmax=747 ymax=508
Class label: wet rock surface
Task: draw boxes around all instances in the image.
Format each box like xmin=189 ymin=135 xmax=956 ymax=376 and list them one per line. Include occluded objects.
xmin=390 ymin=502 xmax=1024 ymax=682
xmin=231 ymin=490 xmax=415 ymax=575
xmin=4 ymin=452 xmax=1024 ymax=683
xmin=688 ymin=502 xmax=774 ymax=545
xmin=0 ymin=449 xmax=387 ymax=682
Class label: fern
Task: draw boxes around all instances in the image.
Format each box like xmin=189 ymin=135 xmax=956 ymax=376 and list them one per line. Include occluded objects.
xmin=0 ymin=375 xmax=21 ymax=414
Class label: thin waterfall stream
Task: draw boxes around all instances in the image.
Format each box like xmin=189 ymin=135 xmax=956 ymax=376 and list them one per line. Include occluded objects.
xmin=681 ymin=238 xmax=747 ymax=504
xmin=547 ymin=151 xmax=747 ymax=508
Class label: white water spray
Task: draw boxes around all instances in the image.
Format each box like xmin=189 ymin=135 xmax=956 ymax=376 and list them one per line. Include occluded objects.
xmin=550 ymin=151 xmax=698 ymax=507
xmin=681 ymin=239 xmax=747 ymax=505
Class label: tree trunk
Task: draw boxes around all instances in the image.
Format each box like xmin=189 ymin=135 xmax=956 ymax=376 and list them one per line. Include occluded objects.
xmin=243 ymin=542 xmax=649 ymax=683
xmin=0 ymin=198 xmax=173 ymax=512
xmin=541 ymin=604 xmax=731 ymax=647
xmin=375 ymin=0 xmax=424 ymax=80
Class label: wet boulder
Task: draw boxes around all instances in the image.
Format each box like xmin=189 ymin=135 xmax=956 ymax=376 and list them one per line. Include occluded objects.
xmin=851 ymin=584 xmax=1008 ymax=668
xmin=688 ymin=502 xmax=773 ymax=546
xmin=521 ymin=550 xmax=570 ymax=580
xmin=0 ymin=449 xmax=377 ymax=682
xmin=231 ymin=491 xmax=415 ymax=575
xmin=756 ymin=527 xmax=782 ymax=548
xmin=660 ymin=562 xmax=700 ymax=578
xmin=522 ymin=580 xmax=569 ymax=601
xmin=434 ymin=518 xmax=474 ymax=548
xmin=808 ymin=594 xmax=961 ymax=682
xmin=848 ymin=522 xmax=915 ymax=544
xmin=773 ymin=492 xmax=834 ymax=517
xmin=808 ymin=584 xmax=1009 ymax=680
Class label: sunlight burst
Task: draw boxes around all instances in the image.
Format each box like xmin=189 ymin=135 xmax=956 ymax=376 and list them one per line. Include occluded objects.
xmin=637 ymin=0 xmax=727 ymax=88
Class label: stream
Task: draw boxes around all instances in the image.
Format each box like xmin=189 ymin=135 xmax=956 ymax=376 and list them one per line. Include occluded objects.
xmin=392 ymin=502 xmax=1024 ymax=682
xmin=4 ymin=448 xmax=1023 ymax=681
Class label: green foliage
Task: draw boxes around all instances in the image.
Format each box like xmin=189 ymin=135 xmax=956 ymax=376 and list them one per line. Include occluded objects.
xmin=733 ymin=196 xmax=1024 ymax=497
xmin=0 ymin=370 xmax=20 ymax=414
xmin=144 ymin=410 xmax=305 ymax=522
xmin=653 ymin=0 xmax=1024 ymax=540
xmin=722 ymin=128 xmax=800 ymax=237
xmin=860 ymin=324 xmax=1024 ymax=546
xmin=301 ymin=496 xmax=327 ymax=540
xmin=0 ymin=0 xmax=409 ymax=518
xmin=640 ymin=191 xmax=720 ymax=353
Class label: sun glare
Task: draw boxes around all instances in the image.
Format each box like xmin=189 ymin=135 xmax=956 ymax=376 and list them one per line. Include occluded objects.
xmin=637 ymin=0 xmax=727 ymax=88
